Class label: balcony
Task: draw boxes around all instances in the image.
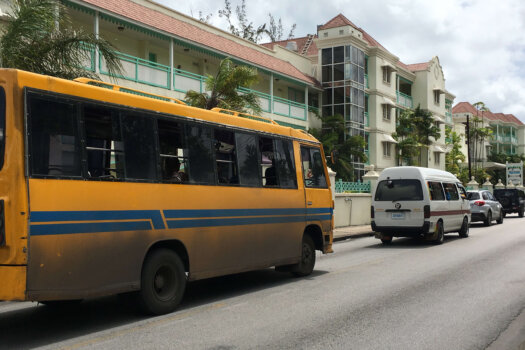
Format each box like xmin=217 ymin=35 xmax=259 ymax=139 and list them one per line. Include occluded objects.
xmin=364 ymin=74 xmax=369 ymax=89
xmin=364 ymin=112 xmax=369 ymax=127
xmin=396 ymin=91 xmax=413 ymax=108
xmin=512 ymin=136 xmax=518 ymax=144
xmin=85 ymin=47 xmax=311 ymax=122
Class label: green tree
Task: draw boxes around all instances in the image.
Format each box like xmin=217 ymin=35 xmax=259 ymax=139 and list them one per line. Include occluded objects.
xmin=218 ymin=0 xmax=296 ymax=43
xmin=445 ymin=126 xmax=465 ymax=176
xmin=393 ymin=105 xmax=440 ymax=166
xmin=185 ymin=58 xmax=261 ymax=114
xmin=218 ymin=0 xmax=267 ymax=43
xmin=0 ymin=0 xmax=121 ymax=80
xmin=309 ymin=114 xmax=367 ymax=181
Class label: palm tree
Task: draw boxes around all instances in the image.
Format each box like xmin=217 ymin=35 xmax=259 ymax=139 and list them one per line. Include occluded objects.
xmin=0 ymin=0 xmax=121 ymax=80
xmin=185 ymin=58 xmax=261 ymax=114
xmin=309 ymin=113 xmax=367 ymax=181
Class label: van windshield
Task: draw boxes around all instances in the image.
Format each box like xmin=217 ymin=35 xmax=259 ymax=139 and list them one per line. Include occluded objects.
xmin=375 ymin=179 xmax=423 ymax=201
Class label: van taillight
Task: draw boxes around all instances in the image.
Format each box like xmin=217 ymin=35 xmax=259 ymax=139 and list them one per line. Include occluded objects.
xmin=371 ymin=205 xmax=375 ymax=219
xmin=0 ymin=200 xmax=5 ymax=246
xmin=424 ymin=205 xmax=431 ymax=219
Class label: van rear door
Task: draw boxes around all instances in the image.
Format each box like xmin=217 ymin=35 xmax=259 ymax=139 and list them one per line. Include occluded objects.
xmin=373 ymin=179 xmax=425 ymax=228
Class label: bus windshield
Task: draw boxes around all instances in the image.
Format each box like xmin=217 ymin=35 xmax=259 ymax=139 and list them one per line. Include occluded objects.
xmin=375 ymin=179 xmax=423 ymax=201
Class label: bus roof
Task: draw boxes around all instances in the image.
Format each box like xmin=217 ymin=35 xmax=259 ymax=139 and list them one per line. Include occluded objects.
xmin=6 ymin=69 xmax=320 ymax=144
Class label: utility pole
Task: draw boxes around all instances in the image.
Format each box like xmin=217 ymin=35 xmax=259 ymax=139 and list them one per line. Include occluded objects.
xmin=466 ymin=114 xmax=472 ymax=180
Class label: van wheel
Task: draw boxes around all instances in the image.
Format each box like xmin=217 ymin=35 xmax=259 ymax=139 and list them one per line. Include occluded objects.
xmin=434 ymin=221 xmax=444 ymax=245
xmin=496 ymin=210 xmax=504 ymax=224
xmin=458 ymin=217 xmax=470 ymax=238
xmin=519 ymin=207 xmax=524 ymax=218
xmin=381 ymin=236 xmax=393 ymax=244
xmin=484 ymin=211 xmax=492 ymax=226
xmin=138 ymin=249 xmax=186 ymax=315
xmin=291 ymin=235 xmax=316 ymax=277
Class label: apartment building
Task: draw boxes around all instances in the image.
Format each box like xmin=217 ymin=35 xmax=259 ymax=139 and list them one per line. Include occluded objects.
xmin=266 ymin=14 xmax=455 ymax=177
xmin=0 ymin=1 xmax=456 ymax=179
xmin=452 ymin=102 xmax=525 ymax=163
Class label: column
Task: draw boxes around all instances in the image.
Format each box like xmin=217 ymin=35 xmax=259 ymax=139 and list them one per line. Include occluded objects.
xmin=270 ymin=73 xmax=274 ymax=114
xmin=304 ymin=85 xmax=308 ymax=120
xmin=94 ymin=11 xmax=100 ymax=73
xmin=169 ymin=38 xmax=174 ymax=90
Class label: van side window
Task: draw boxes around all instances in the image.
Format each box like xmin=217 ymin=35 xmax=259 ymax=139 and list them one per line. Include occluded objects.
xmin=443 ymin=183 xmax=459 ymax=201
xmin=428 ymin=181 xmax=445 ymax=200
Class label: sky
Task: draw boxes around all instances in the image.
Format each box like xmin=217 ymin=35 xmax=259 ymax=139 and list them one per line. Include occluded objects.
xmin=156 ymin=0 xmax=525 ymax=122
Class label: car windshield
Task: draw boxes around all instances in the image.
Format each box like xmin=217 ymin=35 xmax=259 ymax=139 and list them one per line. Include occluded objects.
xmin=467 ymin=192 xmax=480 ymax=200
xmin=494 ymin=190 xmax=517 ymax=198
xmin=375 ymin=179 xmax=423 ymax=201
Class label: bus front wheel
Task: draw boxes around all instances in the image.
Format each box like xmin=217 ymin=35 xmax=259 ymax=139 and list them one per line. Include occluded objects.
xmin=291 ymin=235 xmax=316 ymax=277
xmin=138 ymin=248 xmax=186 ymax=315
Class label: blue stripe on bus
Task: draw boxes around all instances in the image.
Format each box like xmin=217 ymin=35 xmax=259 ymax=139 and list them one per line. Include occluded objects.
xmin=165 ymin=214 xmax=331 ymax=229
xmin=28 ymin=209 xmax=332 ymax=236
xmin=30 ymin=221 xmax=153 ymax=236
xmin=30 ymin=210 xmax=166 ymax=229
xmin=163 ymin=207 xmax=332 ymax=219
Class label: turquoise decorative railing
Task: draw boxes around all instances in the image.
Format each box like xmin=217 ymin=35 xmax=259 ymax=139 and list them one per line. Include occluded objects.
xmin=365 ymin=112 xmax=369 ymax=127
xmin=335 ymin=179 xmax=371 ymax=193
xmin=96 ymin=50 xmax=309 ymax=120
xmin=100 ymin=51 xmax=171 ymax=89
xmin=80 ymin=44 xmax=96 ymax=72
xmin=396 ymin=91 xmax=413 ymax=108
xmin=364 ymin=74 xmax=369 ymax=88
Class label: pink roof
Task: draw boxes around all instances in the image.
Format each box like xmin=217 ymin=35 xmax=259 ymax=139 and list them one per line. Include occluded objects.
xmin=406 ymin=62 xmax=430 ymax=72
xmin=319 ymin=14 xmax=359 ymax=30
xmin=452 ymin=102 xmax=523 ymax=125
xmin=81 ymin=0 xmax=318 ymax=86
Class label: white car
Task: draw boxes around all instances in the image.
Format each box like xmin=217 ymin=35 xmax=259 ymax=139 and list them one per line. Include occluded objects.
xmin=371 ymin=167 xmax=471 ymax=245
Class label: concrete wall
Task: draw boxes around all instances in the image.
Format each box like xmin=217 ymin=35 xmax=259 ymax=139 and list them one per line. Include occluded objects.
xmin=334 ymin=193 xmax=372 ymax=227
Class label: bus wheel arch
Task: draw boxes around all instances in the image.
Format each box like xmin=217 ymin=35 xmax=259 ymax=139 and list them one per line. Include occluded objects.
xmin=304 ymin=224 xmax=323 ymax=251
xmin=145 ymin=239 xmax=190 ymax=273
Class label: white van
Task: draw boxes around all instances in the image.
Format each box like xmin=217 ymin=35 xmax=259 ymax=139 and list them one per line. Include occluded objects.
xmin=371 ymin=167 xmax=471 ymax=244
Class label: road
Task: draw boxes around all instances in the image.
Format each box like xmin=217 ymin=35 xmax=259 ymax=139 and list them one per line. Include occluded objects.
xmin=1 ymin=216 xmax=525 ymax=349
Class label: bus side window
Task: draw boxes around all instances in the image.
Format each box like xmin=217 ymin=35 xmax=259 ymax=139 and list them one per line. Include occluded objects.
xmin=214 ymin=129 xmax=238 ymax=185
xmin=235 ymin=132 xmax=260 ymax=187
xmin=84 ymin=105 xmax=124 ymax=180
xmin=184 ymin=123 xmax=215 ymax=185
xmin=301 ymin=146 xmax=327 ymax=188
xmin=260 ymin=137 xmax=277 ymax=187
xmin=121 ymin=112 xmax=157 ymax=181
xmin=28 ymin=93 xmax=82 ymax=177
xmin=274 ymin=139 xmax=297 ymax=189
xmin=158 ymin=119 xmax=188 ymax=183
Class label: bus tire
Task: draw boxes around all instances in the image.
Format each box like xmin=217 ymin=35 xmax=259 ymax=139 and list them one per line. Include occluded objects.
xmin=381 ymin=236 xmax=393 ymax=244
xmin=138 ymin=248 xmax=186 ymax=315
xmin=291 ymin=235 xmax=316 ymax=277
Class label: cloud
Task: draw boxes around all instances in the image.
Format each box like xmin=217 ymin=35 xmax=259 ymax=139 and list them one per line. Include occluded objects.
xmin=158 ymin=0 xmax=525 ymax=122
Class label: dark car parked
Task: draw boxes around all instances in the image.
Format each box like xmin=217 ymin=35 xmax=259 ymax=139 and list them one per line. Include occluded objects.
xmin=493 ymin=188 xmax=525 ymax=217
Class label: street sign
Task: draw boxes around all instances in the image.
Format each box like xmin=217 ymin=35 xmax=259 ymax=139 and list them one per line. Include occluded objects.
xmin=506 ymin=162 xmax=523 ymax=186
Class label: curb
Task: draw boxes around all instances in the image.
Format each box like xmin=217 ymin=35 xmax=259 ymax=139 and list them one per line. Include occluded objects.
xmin=333 ymin=232 xmax=374 ymax=242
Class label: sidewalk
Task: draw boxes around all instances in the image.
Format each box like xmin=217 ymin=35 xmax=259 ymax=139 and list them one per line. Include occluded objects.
xmin=333 ymin=224 xmax=374 ymax=242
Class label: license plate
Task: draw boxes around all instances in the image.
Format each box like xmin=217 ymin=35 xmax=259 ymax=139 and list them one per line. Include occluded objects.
xmin=391 ymin=212 xmax=405 ymax=220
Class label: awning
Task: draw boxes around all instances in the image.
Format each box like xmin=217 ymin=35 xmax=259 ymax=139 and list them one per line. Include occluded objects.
xmin=432 ymin=145 xmax=446 ymax=153
xmin=382 ymin=97 xmax=396 ymax=106
xmin=381 ymin=61 xmax=398 ymax=72
xmin=379 ymin=133 xmax=398 ymax=143
xmin=433 ymin=115 xmax=445 ymax=124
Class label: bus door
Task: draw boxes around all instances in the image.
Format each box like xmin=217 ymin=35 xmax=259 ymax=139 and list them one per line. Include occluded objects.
xmin=300 ymin=145 xmax=332 ymax=234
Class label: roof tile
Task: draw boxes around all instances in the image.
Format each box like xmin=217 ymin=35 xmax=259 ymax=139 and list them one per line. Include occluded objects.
xmin=81 ymin=0 xmax=318 ymax=85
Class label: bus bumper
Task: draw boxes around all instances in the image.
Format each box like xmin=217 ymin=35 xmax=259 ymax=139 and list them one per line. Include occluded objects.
xmin=0 ymin=265 xmax=26 ymax=301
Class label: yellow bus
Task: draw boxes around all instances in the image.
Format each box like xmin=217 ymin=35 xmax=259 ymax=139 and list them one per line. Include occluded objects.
xmin=0 ymin=69 xmax=333 ymax=315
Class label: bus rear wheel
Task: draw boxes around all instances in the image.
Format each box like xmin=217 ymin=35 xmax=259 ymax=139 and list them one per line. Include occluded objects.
xmin=138 ymin=248 xmax=186 ymax=315
xmin=291 ymin=235 xmax=316 ymax=277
